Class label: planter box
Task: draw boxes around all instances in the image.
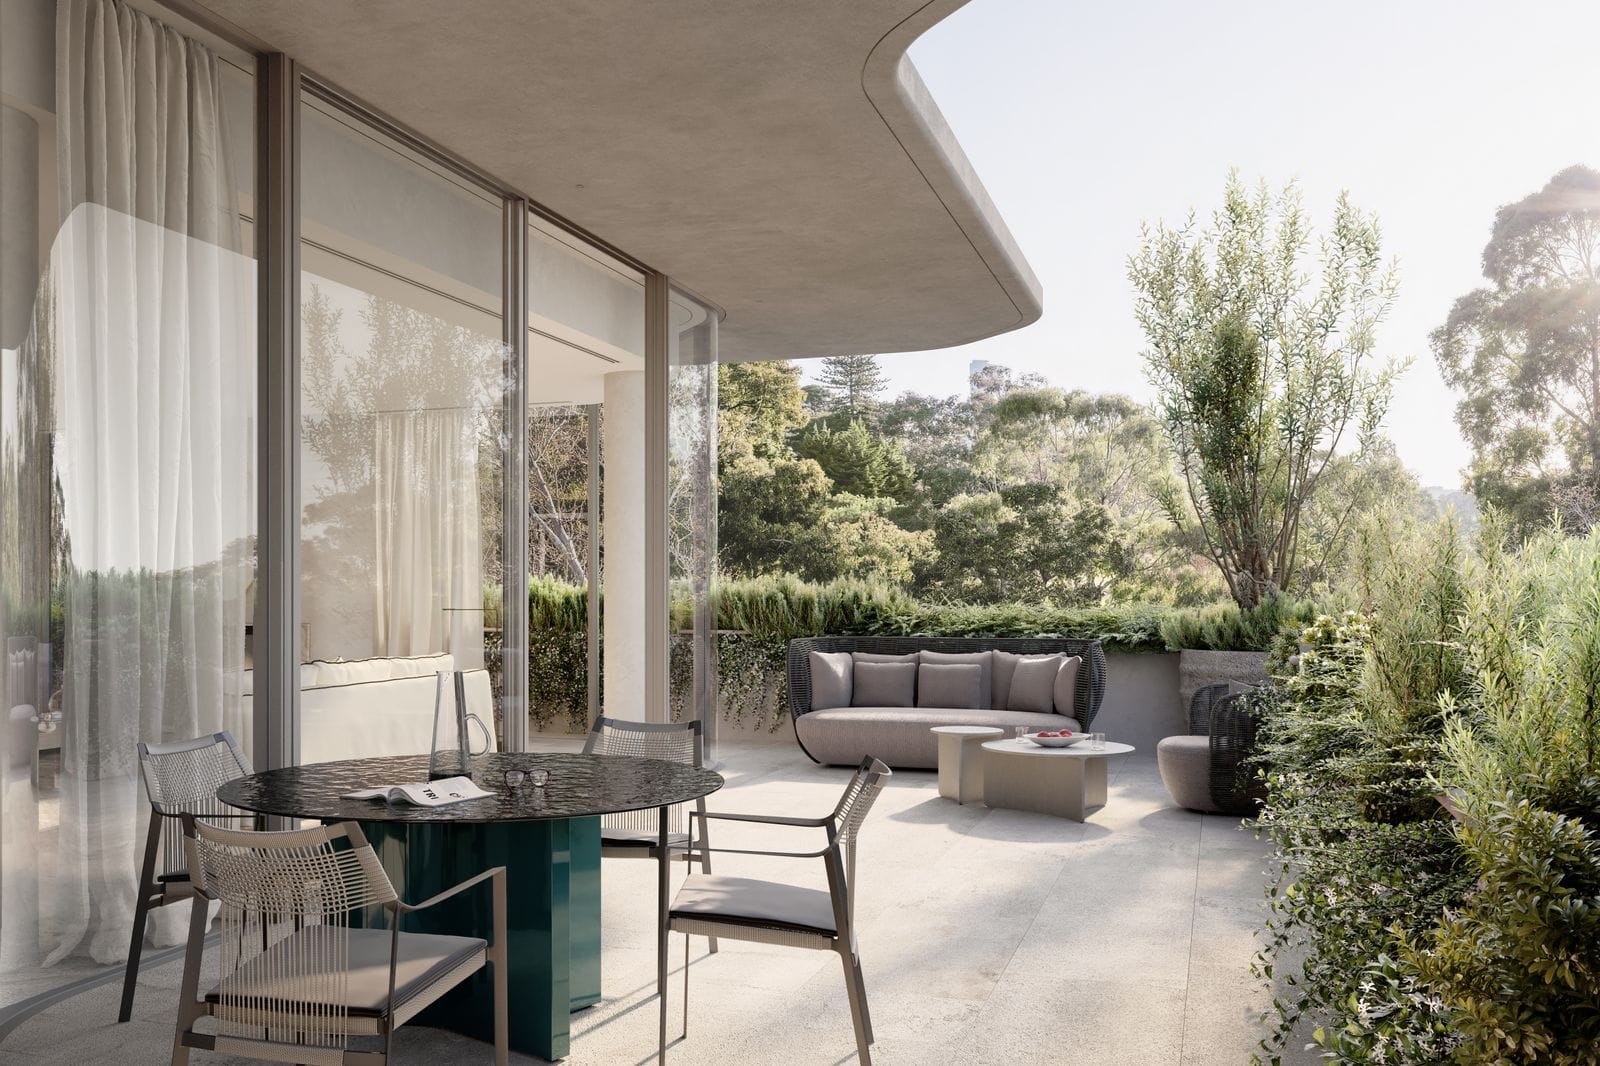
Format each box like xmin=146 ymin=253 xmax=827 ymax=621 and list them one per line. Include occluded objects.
xmin=1177 ymin=649 xmax=1270 ymax=711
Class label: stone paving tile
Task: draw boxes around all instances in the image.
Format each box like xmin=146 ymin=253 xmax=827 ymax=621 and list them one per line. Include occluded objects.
xmin=3 ymin=742 xmax=1289 ymax=1066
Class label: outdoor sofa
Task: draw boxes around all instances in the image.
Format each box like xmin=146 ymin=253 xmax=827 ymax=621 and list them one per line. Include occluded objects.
xmin=787 ymin=636 xmax=1107 ymax=768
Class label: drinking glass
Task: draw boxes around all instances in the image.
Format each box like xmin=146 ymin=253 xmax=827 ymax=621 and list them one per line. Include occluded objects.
xmin=1014 ymin=726 xmax=1028 ymax=746
xmin=1090 ymin=732 xmax=1105 ymax=750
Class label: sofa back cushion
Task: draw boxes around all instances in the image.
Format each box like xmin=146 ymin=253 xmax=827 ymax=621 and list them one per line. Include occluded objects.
xmin=1007 ymin=654 xmax=1065 ymax=713
xmin=1053 ymin=655 xmax=1084 ymax=717
xmin=851 ymin=661 xmax=917 ymax=707
xmin=809 ymin=650 xmax=854 ymax=710
xmin=916 ymin=663 xmax=983 ymax=709
xmin=852 ymin=651 xmax=917 ymax=664
xmin=918 ymin=650 xmax=993 ymax=708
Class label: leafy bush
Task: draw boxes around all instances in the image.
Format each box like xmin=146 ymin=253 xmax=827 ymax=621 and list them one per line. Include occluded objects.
xmin=1403 ymin=530 xmax=1600 ymax=1064
xmin=1253 ymin=522 xmax=1600 ymax=1065
xmin=1156 ymin=596 xmax=1318 ymax=653
xmin=1252 ymin=520 xmax=1474 ymax=1064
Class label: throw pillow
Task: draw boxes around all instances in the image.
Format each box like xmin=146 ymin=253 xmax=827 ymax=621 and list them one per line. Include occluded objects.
xmin=916 ymin=663 xmax=983 ymax=709
xmin=1007 ymin=654 xmax=1065 ymax=713
xmin=918 ymin=650 xmax=994 ymax=708
xmin=851 ymin=662 xmax=917 ymax=707
xmin=1052 ymin=655 xmax=1084 ymax=717
xmin=809 ymin=650 xmax=854 ymax=710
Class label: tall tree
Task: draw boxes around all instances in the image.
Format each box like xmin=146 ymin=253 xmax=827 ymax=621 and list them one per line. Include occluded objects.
xmin=816 ymin=354 xmax=890 ymax=425
xmin=1129 ymin=173 xmax=1402 ymax=608
xmin=1433 ymin=165 xmax=1600 ymax=532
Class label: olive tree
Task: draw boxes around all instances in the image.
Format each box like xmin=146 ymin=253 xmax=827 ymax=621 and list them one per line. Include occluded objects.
xmin=1129 ymin=173 xmax=1402 ymax=607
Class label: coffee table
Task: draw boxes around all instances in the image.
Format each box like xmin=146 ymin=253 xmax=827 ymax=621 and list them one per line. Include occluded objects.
xmin=931 ymin=725 xmax=1005 ymax=804
xmin=979 ymin=738 xmax=1135 ymax=821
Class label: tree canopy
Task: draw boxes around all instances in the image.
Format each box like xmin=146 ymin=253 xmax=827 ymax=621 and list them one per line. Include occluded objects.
xmin=1433 ymin=164 xmax=1600 ymax=533
xmin=1129 ymin=172 xmax=1402 ymax=608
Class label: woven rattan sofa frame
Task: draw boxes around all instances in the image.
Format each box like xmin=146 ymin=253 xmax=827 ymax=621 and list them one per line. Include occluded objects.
xmin=786 ymin=636 xmax=1108 ymax=765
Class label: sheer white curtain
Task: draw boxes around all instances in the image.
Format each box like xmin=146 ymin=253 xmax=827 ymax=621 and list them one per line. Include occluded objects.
xmin=44 ymin=0 xmax=252 ymax=962
xmin=373 ymin=409 xmax=482 ymax=663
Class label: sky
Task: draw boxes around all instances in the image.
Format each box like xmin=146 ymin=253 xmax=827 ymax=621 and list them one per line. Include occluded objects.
xmin=806 ymin=0 xmax=1600 ymax=489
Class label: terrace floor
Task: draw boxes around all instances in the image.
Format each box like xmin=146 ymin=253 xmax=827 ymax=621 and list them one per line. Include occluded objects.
xmin=3 ymin=740 xmax=1318 ymax=1065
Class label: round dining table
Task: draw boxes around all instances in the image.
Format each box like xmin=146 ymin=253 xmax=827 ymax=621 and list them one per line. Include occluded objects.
xmin=218 ymin=751 xmax=723 ymax=1062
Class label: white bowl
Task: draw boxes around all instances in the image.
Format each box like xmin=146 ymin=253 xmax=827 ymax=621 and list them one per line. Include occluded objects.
xmin=1025 ymin=732 xmax=1086 ymax=748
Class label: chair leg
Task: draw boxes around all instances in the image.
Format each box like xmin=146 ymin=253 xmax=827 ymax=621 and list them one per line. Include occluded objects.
xmin=839 ymin=949 xmax=872 ymax=1066
xmin=494 ymin=951 xmax=508 ymax=1066
xmin=170 ymin=896 xmax=209 ymax=1066
xmin=121 ymin=811 xmax=163 ymax=1022
xmin=681 ymin=933 xmax=690 ymax=1039
xmin=853 ymin=954 xmax=875 ymax=1045
xmin=657 ymin=806 xmax=670 ymax=1065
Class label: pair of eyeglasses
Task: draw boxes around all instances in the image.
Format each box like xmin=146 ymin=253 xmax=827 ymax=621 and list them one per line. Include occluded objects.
xmin=504 ymin=768 xmax=549 ymax=789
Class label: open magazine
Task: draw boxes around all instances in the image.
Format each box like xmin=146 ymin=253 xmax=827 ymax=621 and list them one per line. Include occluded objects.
xmin=341 ymin=776 xmax=492 ymax=808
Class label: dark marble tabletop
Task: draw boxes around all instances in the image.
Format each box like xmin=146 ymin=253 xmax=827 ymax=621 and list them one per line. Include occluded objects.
xmin=216 ymin=752 xmax=723 ymax=824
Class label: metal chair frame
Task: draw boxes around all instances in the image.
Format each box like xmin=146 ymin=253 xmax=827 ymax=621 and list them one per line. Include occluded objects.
xmin=583 ymin=716 xmax=720 ymax=970
xmin=658 ymin=756 xmax=892 ymax=1065
xmin=120 ymin=730 xmax=257 ymax=1023
xmin=169 ymin=816 xmax=508 ymax=1066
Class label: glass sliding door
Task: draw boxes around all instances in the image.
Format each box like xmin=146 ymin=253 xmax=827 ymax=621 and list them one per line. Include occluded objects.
xmin=524 ymin=219 xmax=644 ymax=733
xmin=668 ymin=290 xmax=719 ymax=753
xmin=297 ymin=92 xmax=509 ymax=754
xmin=1 ymin=0 xmax=256 ymax=1007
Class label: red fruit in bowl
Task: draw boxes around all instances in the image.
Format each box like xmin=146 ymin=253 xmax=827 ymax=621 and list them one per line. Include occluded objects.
xmin=1038 ymin=730 xmax=1058 ymax=738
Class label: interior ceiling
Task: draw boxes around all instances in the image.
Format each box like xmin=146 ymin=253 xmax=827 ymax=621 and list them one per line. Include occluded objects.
xmin=189 ymin=0 xmax=1042 ymax=362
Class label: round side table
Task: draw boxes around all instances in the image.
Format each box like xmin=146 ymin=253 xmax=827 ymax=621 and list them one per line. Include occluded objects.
xmin=931 ymin=726 xmax=1005 ymax=804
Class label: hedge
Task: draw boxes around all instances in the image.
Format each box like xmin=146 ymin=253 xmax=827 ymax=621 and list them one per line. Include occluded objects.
xmin=501 ymin=575 xmax=1322 ymax=732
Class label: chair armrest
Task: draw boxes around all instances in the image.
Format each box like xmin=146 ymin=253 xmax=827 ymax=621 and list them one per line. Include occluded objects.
xmin=702 ymin=811 xmax=830 ymax=828
xmin=396 ymin=866 xmax=506 ymax=914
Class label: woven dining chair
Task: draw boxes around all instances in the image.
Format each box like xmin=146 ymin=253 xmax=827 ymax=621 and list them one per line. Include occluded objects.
xmin=581 ymin=716 xmax=714 ymax=865
xmin=660 ymin=756 xmax=892 ymax=1066
xmin=119 ymin=731 xmax=256 ymax=1023
xmin=170 ymin=815 xmax=508 ymax=1066
xmin=583 ymin=716 xmax=719 ymax=967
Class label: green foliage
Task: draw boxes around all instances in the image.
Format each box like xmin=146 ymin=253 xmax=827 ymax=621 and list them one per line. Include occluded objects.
xmin=1253 ymin=521 xmax=1600 ymax=1065
xmin=1130 ymin=172 xmax=1403 ymax=607
xmin=814 ymin=354 xmax=890 ymax=425
xmin=1433 ymin=166 xmax=1600 ymax=535
xmin=1252 ymin=518 xmax=1475 ymax=1065
xmin=1400 ymin=529 xmax=1600 ymax=1064
xmin=1156 ymin=595 xmax=1317 ymax=653
xmin=792 ymin=419 xmax=916 ymax=499
xmin=523 ymin=576 xmax=591 ymax=732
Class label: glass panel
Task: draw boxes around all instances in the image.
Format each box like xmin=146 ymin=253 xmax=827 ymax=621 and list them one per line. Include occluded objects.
xmin=298 ymin=96 xmax=507 ymax=753
xmin=525 ymin=219 xmax=644 ymax=735
xmin=0 ymin=4 xmax=256 ymax=1006
xmin=668 ymin=290 xmax=719 ymax=755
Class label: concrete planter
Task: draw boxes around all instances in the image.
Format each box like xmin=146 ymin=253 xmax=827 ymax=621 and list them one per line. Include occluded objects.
xmin=1177 ymin=649 xmax=1270 ymax=711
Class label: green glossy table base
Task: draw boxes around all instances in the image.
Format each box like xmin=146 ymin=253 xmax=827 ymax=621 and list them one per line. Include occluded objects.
xmin=354 ymin=816 xmax=602 ymax=1060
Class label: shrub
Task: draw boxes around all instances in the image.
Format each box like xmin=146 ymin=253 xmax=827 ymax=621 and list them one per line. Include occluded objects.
xmin=1156 ymin=595 xmax=1318 ymax=653
xmin=1403 ymin=530 xmax=1600 ymax=1064
xmin=1251 ymin=520 xmax=1474 ymax=1064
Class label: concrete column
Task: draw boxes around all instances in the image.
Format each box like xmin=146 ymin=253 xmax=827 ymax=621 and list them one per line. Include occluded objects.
xmin=601 ymin=370 xmax=646 ymax=719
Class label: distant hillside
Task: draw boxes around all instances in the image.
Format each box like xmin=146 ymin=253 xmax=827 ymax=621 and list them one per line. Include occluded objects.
xmin=1425 ymin=486 xmax=1479 ymax=528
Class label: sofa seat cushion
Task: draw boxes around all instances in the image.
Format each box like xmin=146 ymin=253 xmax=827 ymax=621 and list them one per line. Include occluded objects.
xmin=795 ymin=707 xmax=1081 ymax=769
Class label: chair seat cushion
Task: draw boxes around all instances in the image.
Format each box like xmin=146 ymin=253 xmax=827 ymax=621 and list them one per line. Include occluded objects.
xmin=670 ymin=873 xmax=837 ymax=935
xmin=601 ymin=827 xmax=692 ymax=848
xmin=206 ymin=927 xmax=486 ymax=1017
xmin=795 ymin=706 xmax=1079 ymax=769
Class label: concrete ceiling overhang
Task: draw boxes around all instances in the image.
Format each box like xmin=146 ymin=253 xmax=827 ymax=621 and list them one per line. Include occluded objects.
xmin=187 ymin=0 xmax=1043 ymax=361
